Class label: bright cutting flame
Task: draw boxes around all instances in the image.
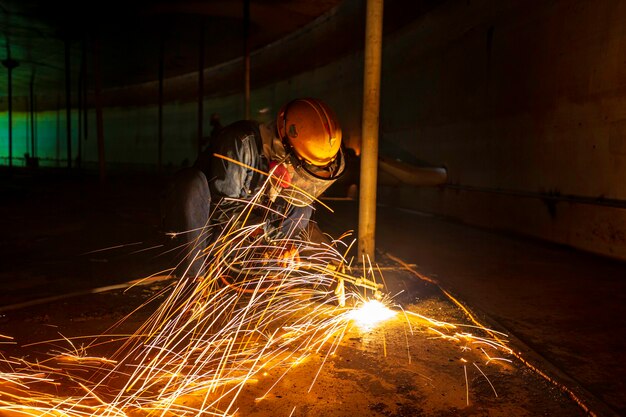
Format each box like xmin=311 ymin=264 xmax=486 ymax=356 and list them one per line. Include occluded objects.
xmin=348 ymin=300 xmax=396 ymax=330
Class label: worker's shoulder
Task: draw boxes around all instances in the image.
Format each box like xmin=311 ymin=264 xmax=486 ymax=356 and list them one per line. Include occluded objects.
xmin=220 ymin=120 xmax=261 ymax=139
xmin=214 ymin=120 xmax=263 ymax=151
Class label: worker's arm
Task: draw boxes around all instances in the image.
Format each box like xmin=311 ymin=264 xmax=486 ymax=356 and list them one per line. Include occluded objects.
xmin=210 ymin=138 xmax=256 ymax=199
xmin=209 ymin=121 xmax=267 ymax=201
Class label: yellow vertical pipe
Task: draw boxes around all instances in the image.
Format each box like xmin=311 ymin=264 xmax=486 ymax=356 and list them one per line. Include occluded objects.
xmin=358 ymin=0 xmax=384 ymax=260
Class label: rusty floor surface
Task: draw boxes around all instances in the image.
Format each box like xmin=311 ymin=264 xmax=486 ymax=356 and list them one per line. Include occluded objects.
xmin=0 ymin=171 xmax=623 ymax=416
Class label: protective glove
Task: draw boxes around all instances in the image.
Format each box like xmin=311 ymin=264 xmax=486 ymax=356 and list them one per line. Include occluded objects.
xmin=279 ymin=244 xmax=300 ymax=269
xmin=268 ymin=161 xmax=292 ymax=203
xmin=263 ymin=243 xmax=300 ymax=270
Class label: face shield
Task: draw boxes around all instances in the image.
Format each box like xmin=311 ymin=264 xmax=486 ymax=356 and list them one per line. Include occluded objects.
xmin=268 ymin=149 xmax=345 ymax=207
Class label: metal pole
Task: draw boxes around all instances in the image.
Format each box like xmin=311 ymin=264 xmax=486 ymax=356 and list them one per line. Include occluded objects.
xmin=83 ymin=39 xmax=88 ymax=147
xmin=3 ymin=58 xmax=18 ymax=169
xmin=56 ymin=95 xmax=61 ymax=165
xmin=158 ymin=36 xmax=164 ymax=172
xmin=93 ymin=35 xmax=106 ymax=184
xmin=358 ymin=0 xmax=384 ymax=261
xmin=197 ymin=20 xmax=205 ymax=155
xmin=243 ymin=0 xmax=250 ymax=120
xmin=29 ymin=74 xmax=35 ymax=159
xmin=65 ymin=38 xmax=72 ymax=169
xmin=77 ymin=42 xmax=83 ymax=170
xmin=8 ymin=65 xmax=12 ymax=169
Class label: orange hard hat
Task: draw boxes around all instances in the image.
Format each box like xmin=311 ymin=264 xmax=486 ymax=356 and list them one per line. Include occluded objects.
xmin=276 ymin=98 xmax=342 ymax=167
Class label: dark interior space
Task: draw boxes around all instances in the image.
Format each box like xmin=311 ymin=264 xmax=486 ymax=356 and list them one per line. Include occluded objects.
xmin=0 ymin=1 xmax=625 ymax=416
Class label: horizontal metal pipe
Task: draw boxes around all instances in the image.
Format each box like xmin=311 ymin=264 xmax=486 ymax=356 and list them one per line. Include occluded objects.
xmin=378 ymin=155 xmax=447 ymax=187
xmin=377 ymin=159 xmax=626 ymax=210
xmin=443 ymin=183 xmax=626 ymax=210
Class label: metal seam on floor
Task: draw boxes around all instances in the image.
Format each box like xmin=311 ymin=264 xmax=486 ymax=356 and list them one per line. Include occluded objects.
xmin=0 ymin=274 xmax=174 ymax=313
xmin=383 ymin=251 xmax=619 ymax=417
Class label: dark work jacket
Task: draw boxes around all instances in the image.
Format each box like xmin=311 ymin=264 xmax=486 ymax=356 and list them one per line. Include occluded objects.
xmin=194 ymin=120 xmax=312 ymax=240
xmin=195 ymin=120 xmax=269 ymax=207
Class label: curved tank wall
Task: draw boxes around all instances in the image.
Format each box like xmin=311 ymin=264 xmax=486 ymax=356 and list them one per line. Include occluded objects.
xmin=2 ymin=0 xmax=626 ymax=261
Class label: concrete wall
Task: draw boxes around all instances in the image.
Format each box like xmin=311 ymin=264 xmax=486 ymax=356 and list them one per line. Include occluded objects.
xmin=375 ymin=0 xmax=626 ymax=260
xmin=2 ymin=0 xmax=626 ymax=261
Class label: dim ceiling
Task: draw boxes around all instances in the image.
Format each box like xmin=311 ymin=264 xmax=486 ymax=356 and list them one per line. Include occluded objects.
xmin=0 ymin=0 xmax=442 ymax=103
xmin=0 ymin=0 xmax=343 ymax=98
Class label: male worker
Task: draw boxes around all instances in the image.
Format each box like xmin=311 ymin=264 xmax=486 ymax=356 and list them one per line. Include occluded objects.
xmin=163 ymin=97 xmax=345 ymax=277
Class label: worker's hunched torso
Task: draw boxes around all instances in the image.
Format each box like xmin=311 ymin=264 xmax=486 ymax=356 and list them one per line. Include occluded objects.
xmin=195 ymin=120 xmax=269 ymax=204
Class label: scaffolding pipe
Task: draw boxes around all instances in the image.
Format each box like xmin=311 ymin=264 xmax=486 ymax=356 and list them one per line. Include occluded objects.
xmin=65 ymin=38 xmax=72 ymax=169
xmin=8 ymin=66 xmax=12 ymax=169
xmin=158 ymin=36 xmax=164 ymax=172
xmin=93 ymin=36 xmax=106 ymax=184
xmin=243 ymin=0 xmax=250 ymax=119
xmin=358 ymin=0 xmax=384 ymax=260
xmin=197 ymin=20 xmax=205 ymax=155
xmin=82 ymin=38 xmax=88 ymax=148
xmin=3 ymin=58 xmax=18 ymax=169
xmin=29 ymin=74 xmax=35 ymax=158
xmin=77 ymin=40 xmax=83 ymax=169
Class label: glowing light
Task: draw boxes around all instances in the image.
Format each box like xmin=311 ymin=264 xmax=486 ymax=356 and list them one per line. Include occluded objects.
xmin=348 ymin=300 xmax=396 ymax=330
